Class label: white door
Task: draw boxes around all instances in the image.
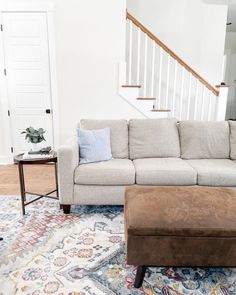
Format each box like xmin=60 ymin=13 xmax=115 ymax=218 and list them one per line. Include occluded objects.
xmin=2 ymin=12 xmax=54 ymax=154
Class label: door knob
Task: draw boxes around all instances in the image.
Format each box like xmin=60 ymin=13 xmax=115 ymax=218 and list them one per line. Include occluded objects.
xmin=46 ymin=109 xmax=51 ymax=114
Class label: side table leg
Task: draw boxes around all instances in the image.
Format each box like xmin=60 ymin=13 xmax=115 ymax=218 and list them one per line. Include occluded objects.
xmin=55 ymin=162 xmax=59 ymax=199
xmin=55 ymin=162 xmax=61 ymax=209
xmin=18 ymin=163 xmax=26 ymax=215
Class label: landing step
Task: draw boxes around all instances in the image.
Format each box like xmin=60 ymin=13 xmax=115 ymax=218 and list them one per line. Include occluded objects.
xmin=137 ymin=97 xmax=156 ymax=100
xmin=151 ymin=109 xmax=171 ymax=112
xmin=122 ymin=85 xmax=142 ymax=88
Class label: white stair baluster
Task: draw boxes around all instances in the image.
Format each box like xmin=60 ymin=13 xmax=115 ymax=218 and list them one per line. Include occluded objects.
xmin=143 ymin=34 xmax=148 ymax=97
xmin=208 ymin=92 xmax=212 ymax=121
xmin=201 ymin=87 xmax=206 ymax=120
xmin=172 ymin=60 xmax=178 ymax=116
xmin=128 ymin=20 xmax=133 ymax=84
xmin=194 ymin=80 xmax=199 ymax=120
xmin=179 ymin=66 xmax=185 ymax=119
xmin=151 ymin=40 xmax=155 ymax=98
xmin=212 ymin=94 xmax=217 ymax=121
xmin=165 ymin=54 xmax=171 ymax=109
xmin=136 ymin=27 xmax=141 ymax=85
xmin=187 ymin=73 xmax=192 ymax=119
xmin=157 ymin=47 xmax=163 ymax=109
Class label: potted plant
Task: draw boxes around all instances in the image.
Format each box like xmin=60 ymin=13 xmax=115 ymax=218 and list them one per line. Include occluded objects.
xmin=21 ymin=127 xmax=46 ymax=152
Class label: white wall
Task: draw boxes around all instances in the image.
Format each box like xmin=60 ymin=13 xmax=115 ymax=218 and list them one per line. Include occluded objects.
xmin=127 ymin=0 xmax=228 ymax=86
xmin=54 ymin=0 xmax=142 ymax=144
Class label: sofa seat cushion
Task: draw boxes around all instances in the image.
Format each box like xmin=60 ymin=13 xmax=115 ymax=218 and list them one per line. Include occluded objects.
xmin=179 ymin=121 xmax=230 ymax=159
xmin=186 ymin=159 xmax=236 ymax=186
xmin=133 ymin=158 xmax=197 ymax=185
xmin=74 ymin=159 xmax=135 ymax=185
xmin=129 ymin=118 xmax=180 ymax=159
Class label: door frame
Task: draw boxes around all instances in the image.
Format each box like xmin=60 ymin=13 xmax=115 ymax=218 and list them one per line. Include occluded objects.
xmin=0 ymin=0 xmax=59 ymax=164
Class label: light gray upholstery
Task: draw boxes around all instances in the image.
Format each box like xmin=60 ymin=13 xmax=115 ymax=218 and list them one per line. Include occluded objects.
xmin=133 ymin=158 xmax=197 ymax=185
xmin=74 ymin=159 xmax=135 ymax=185
xmin=129 ymin=118 xmax=180 ymax=159
xmin=186 ymin=159 xmax=236 ymax=186
xmin=57 ymin=137 xmax=79 ymax=204
xmin=58 ymin=119 xmax=236 ymax=207
xmin=74 ymin=185 xmax=127 ymax=205
xmin=80 ymin=119 xmax=129 ymax=158
xmin=229 ymin=121 xmax=236 ymax=160
xmin=179 ymin=121 xmax=230 ymax=159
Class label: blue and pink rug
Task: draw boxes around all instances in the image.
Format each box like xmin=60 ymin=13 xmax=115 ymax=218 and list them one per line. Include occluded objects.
xmin=0 ymin=196 xmax=236 ymax=294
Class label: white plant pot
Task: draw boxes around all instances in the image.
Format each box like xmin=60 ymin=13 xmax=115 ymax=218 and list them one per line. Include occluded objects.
xmin=31 ymin=142 xmax=42 ymax=152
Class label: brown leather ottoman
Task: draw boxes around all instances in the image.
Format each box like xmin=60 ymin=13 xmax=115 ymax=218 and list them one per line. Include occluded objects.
xmin=125 ymin=186 xmax=236 ymax=288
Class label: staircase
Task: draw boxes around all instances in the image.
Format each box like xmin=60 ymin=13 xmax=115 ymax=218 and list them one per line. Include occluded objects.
xmin=118 ymin=12 xmax=228 ymax=120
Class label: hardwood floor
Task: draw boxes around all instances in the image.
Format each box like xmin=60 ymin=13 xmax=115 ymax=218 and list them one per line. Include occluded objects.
xmin=0 ymin=164 xmax=56 ymax=195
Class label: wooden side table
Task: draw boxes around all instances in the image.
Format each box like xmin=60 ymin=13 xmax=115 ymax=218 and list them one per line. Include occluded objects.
xmin=14 ymin=152 xmax=59 ymax=215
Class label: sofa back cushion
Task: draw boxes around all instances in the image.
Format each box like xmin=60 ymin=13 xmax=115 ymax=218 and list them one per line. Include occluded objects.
xmin=80 ymin=119 xmax=129 ymax=158
xmin=179 ymin=121 xmax=230 ymax=159
xmin=229 ymin=121 xmax=236 ymax=159
xmin=129 ymin=118 xmax=180 ymax=159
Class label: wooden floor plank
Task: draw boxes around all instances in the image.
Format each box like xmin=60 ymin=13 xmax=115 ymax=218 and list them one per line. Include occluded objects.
xmin=0 ymin=164 xmax=55 ymax=195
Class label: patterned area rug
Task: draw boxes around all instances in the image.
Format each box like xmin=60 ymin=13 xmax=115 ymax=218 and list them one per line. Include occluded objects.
xmin=0 ymin=196 xmax=236 ymax=295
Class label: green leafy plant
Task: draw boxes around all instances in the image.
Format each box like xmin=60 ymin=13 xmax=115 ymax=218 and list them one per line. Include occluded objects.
xmin=21 ymin=127 xmax=46 ymax=144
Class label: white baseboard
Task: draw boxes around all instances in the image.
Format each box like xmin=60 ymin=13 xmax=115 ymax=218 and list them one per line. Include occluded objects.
xmin=0 ymin=155 xmax=13 ymax=165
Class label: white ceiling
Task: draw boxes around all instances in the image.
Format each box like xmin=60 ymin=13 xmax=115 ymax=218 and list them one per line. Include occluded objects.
xmin=204 ymin=0 xmax=236 ymax=31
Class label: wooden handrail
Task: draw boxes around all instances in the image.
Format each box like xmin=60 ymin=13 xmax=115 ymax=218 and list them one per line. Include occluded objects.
xmin=127 ymin=12 xmax=219 ymax=96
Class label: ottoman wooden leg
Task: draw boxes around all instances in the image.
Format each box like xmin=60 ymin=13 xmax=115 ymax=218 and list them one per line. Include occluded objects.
xmin=134 ymin=266 xmax=147 ymax=288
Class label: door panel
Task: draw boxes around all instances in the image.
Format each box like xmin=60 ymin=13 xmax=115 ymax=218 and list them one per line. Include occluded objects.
xmin=2 ymin=12 xmax=54 ymax=154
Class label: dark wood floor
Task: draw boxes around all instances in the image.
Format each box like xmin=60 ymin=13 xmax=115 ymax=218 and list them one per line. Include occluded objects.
xmin=0 ymin=164 xmax=55 ymax=195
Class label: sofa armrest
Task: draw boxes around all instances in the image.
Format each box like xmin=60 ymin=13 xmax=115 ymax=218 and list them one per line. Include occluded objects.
xmin=57 ymin=136 xmax=79 ymax=204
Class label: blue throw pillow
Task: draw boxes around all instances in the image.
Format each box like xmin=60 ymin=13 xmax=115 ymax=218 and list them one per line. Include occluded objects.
xmin=77 ymin=128 xmax=112 ymax=164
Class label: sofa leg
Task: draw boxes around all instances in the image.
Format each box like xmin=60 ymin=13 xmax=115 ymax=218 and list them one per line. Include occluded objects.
xmin=134 ymin=266 xmax=147 ymax=288
xmin=62 ymin=204 xmax=71 ymax=214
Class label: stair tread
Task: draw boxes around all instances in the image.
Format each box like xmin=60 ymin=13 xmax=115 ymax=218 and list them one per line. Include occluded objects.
xmin=137 ymin=97 xmax=156 ymax=100
xmin=122 ymin=85 xmax=142 ymax=88
xmin=151 ymin=109 xmax=171 ymax=112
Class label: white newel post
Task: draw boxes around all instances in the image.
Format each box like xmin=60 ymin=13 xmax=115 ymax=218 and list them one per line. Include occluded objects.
xmin=215 ymin=84 xmax=229 ymax=121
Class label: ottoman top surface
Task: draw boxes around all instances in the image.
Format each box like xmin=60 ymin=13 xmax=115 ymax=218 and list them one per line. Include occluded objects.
xmin=125 ymin=186 xmax=236 ymax=237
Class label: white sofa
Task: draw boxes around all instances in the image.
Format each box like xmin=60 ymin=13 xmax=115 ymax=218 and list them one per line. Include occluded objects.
xmin=58 ymin=118 xmax=236 ymax=213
